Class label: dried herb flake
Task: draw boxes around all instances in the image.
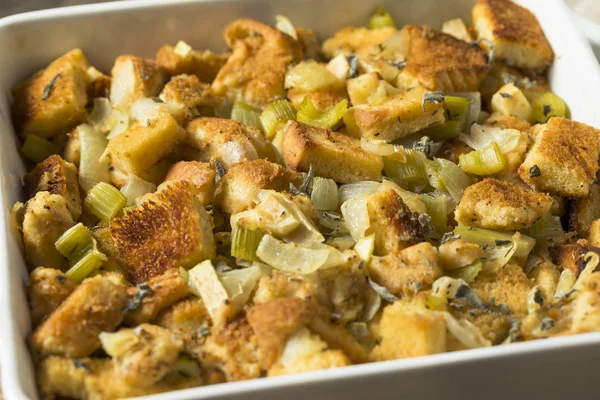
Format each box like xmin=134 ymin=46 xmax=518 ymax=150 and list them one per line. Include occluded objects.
xmin=422 ymin=92 xmax=444 ymax=112
xmin=122 ymin=282 xmax=153 ymax=312
xmin=529 ymin=164 xmax=541 ymax=178
xmin=42 ymin=74 xmax=61 ymax=100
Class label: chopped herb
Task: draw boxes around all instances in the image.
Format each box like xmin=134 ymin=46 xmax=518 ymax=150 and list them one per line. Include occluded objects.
xmin=505 ymin=316 xmax=522 ymax=342
xmin=418 ymin=213 xmax=432 ymax=236
xmin=494 ymin=239 xmax=512 ymax=246
xmin=543 ymin=105 xmax=551 ymax=116
xmin=414 ymin=136 xmax=432 ymax=156
xmin=388 ymin=60 xmax=407 ymax=70
xmin=441 ymin=232 xmax=461 ymax=244
xmin=122 ymin=282 xmax=153 ymax=312
xmin=322 ymin=211 xmax=342 ymax=221
xmin=499 ymin=92 xmax=513 ymax=99
xmin=214 ymin=261 xmax=233 ymax=274
xmin=500 ymin=72 xmax=519 ymax=84
xmin=346 ymin=55 xmax=359 ymax=78
xmin=290 ymin=164 xmax=314 ymax=195
xmin=215 ymin=159 xmax=226 ymax=178
xmin=42 ymin=74 xmax=61 ymax=100
xmin=455 ymin=284 xmax=486 ymax=309
xmin=56 ymin=274 xmax=66 ymax=284
xmin=198 ymin=326 xmax=211 ymax=338
xmin=533 ymin=288 xmax=544 ymax=306
xmin=368 ymin=277 xmax=398 ymax=303
xmin=72 ymin=359 xmax=91 ymax=371
xmin=529 ymin=164 xmax=541 ymax=178
xmin=422 ymin=91 xmax=444 ymax=112
xmin=540 ymin=317 xmax=555 ymax=331
xmin=151 ymin=97 xmax=164 ymax=103
xmin=472 ymin=38 xmax=495 ymax=64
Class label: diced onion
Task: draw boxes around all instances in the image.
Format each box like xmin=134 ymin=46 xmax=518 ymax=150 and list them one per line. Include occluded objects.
xmin=426 ymin=158 xmax=472 ymax=201
xmin=88 ymin=98 xmax=113 ymax=133
xmin=106 ymin=107 xmax=129 ymax=139
xmin=120 ymin=175 xmax=156 ymax=206
xmin=285 ymin=61 xmax=340 ymax=91
xmin=354 ymin=234 xmax=375 ymax=262
xmin=554 ymin=269 xmax=576 ymax=301
xmin=460 ymin=124 xmax=526 ymax=155
xmin=383 ymin=149 xmax=428 ymax=190
xmin=439 ymin=312 xmax=492 ymax=348
xmin=481 ymin=241 xmax=517 ymax=274
xmin=340 ymin=195 xmax=370 ymax=240
xmin=448 ymin=260 xmax=482 ymax=284
xmin=275 ymin=15 xmax=298 ymax=39
xmin=311 ymin=177 xmax=339 ymax=211
xmin=338 ymin=181 xmax=380 ymax=204
xmin=454 ymin=226 xmax=535 ymax=258
xmin=78 ymin=124 xmax=110 ymax=192
xmin=218 ymin=265 xmax=263 ymax=310
xmin=361 ymin=139 xmax=407 ymax=158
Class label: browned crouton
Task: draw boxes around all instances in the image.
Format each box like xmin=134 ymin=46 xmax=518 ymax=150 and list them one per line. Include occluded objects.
xmin=63 ymin=126 xmax=81 ymax=167
xmin=24 ymin=155 xmax=82 ymax=220
xmin=218 ymin=159 xmax=300 ymax=214
xmin=28 ymin=267 xmax=77 ymax=327
xmin=472 ymin=263 xmax=530 ymax=315
xmin=22 ymin=192 xmax=75 ymax=270
xmin=159 ymin=74 xmax=221 ymax=120
xmin=568 ymin=184 xmax=600 ymax=235
xmin=370 ymin=300 xmax=446 ymax=361
xmin=165 ymin=161 xmax=216 ymax=207
xmin=570 ymin=272 xmax=600 ymax=333
xmin=85 ymin=65 xmax=111 ymax=99
xmin=322 ymin=27 xmax=396 ymax=58
xmin=529 ymin=261 xmax=561 ymax=301
xmin=156 ymin=42 xmax=229 ymax=82
xmin=109 ymin=55 xmax=165 ymax=110
xmin=550 ymin=241 xmax=590 ymax=278
xmin=156 ymin=297 xmax=209 ymax=337
xmin=455 ymin=178 xmax=552 ymax=230
xmin=368 ymin=242 xmax=442 ymax=297
xmin=484 ymin=113 xmax=531 ymax=131
xmin=472 ymin=0 xmax=554 ymax=71
xmin=365 ymin=188 xmax=424 ymax=255
xmin=588 ymin=219 xmax=600 ymax=248
xmin=307 ymin=313 xmax=368 ymax=364
xmin=12 ymin=49 xmax=89 ymax=139
xmin=123 ymin=268 xmax=189 ymax=326
xmin=396 ymin=25 xmax=488 ymax=92
xmin=102 ymin=182 xmax=215 ymax=283
xmin=212 ymin=19 xmax=302 ymax=108
xmin=29 ymin=273 xmax=128 ymax=358
xmin=518 ymin=118 xmax=600 ymax=198
xmin=439 ymin=239 xmax=484 ymax=270
xmin=283 ymin=121 xmax=383 ymax=184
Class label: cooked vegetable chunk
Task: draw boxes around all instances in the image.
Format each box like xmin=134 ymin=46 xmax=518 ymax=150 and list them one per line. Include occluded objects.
xmin=490 ymin=82 xmax=532 ymax=121
xmin=156 ymin=41 xmax=229 ymax=82
xmin=109 ymin=55 xmax=165 ymax=110
xmin=159 ymin=74 xmax=217 ymax=120
xmin=472 ymin=263 xmax=530 ymax=315
xmin=28 ymin=267 xmax=77 ymax=327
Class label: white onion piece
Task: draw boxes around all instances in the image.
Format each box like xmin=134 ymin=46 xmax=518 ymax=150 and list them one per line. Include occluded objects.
xmin=460 ymin=124 xmax=525 ymax=154
xmin=218 ymin=265 xmax=263 ymax=310
xmin=481 ymin=242 xmax=517 ymax=274
xmin=106 ymin=107 xmax=129 ymax=139
xmin=218 ymin=140 xmax=258 ymax=168
xmin=440 ymin=312 xmax=492 ymax=349
xmin=78 ymin=124 xmax=110 ymax=192
xmin=88 ymin=98 xmax=113 ymax=133
xmin=340 ymin=195 xmax=370 ymax=240
xmin=338 ymin=181 xmax=380 ymax=204
xmin=120 ymin=175 xmax=157 ymax=206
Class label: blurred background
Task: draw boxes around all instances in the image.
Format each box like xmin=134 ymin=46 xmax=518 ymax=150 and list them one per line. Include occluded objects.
xmin=0 ymin=0 xmax=110 ymax=18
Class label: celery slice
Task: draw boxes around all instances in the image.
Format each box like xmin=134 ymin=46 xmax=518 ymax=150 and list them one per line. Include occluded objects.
xmin=231 ymin=226 xmax=264 ymax=262
xmin=55 ymin=223 xmax=94 ymax=262
xmin=426 ymin=158 xmax=471 ymax=201
xmin=311 ymin=177 xmax=339 ymax=210
xmin=20 ymin=134 xmax=60 ymax=164
xmin=423 ymin=96 xmax=471 ymax=140
xmin=448 ymin=260 xmax=482 ymax=284
xmin=66 ymin=246 xmax=107 ymax=283
xmin=523 ymin=214 xmax=563 ymax=240
xmin=419 ymin=194 xmax=448 ymax=231
xmin=383 ymin=149 xmax=428 ymax=190
xmin=260 ymin=99 xmax=295 ymax=137
xmin=231 ymin=101 xmax=263 ymax=131
xmin=296 ymin=97 xmax=347 ymax=130
xmin=84 ymin=182 xmax=127 ymax=222
xmin=368 ymin=6 xmax=395 ymax=29
xmin=459 ymin=141 xmax=506 ymax=175
xmin=454 ymin=225 xmax=535 ymax=257
xmin=531 ymin=92 xmax=569 ymax=123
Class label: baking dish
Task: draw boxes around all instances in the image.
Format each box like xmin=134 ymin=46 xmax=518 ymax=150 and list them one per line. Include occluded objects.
xmin=1 ymin=0 xmax=600 ymax=399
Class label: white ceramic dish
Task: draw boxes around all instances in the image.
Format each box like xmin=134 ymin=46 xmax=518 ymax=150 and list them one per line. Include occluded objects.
xmin=1 ymin=0 xmax=600 ymax=399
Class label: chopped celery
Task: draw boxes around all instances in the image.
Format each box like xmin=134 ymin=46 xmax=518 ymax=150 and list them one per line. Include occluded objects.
xmin=369 ymin=6 xmax=395 ymax=29
xmin=419 ymin=194 xmax=448 ymax=231
xmin=83 ymin=182 xmax=127 ymax=222
xmin=66 ymin=246 xmax=107 ymax=283
xmin=231 ymin=102 xmax=263 ymax=131
xmin=523 ymin=214 xmax=563 ymax=240
xmin=454 ymin=225 xmax=535 ymax=257
xmin=311 ymin=177 xmax=339 ymax=210
xmin=383 ymin=149 xmax=429 ymax=190
xmin=423 ymin=96 xmax=471 ymax=140
xmin=55 ymin=223 xmax=94 ymax=262
xmin=20 ymin=134 xmax=60 ymax=163
xmin=120 ymin=175 xmax=156 ymax=206
xmin=531 ymin=92 xmax=569 ymax=123
xmin=275 ymin=15 xmax=298 ymax=39
xmin=231 ymin=226 xmax=264 ymax=262
xmin=260 ymin=99 xmax=295 ymax=137
xmin=297 ymin=97 xmax=347 ymax=130
xmin=448 ymin=260 xmax=482 ymax=284
xmin=426 ymin=158 xmax=471 ymax=201
xmin=459 ymin=141 xmax=506 ymax=175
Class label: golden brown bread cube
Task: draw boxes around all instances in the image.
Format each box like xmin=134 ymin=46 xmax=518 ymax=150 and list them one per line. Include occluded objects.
xmin=455 ymin=178 xmax=553 ymax=230
xmin=101 ymin=181 xmax=216 ymax=283
xmin=24 ymin=155 xmax=82 ymax=220
xmin=282 ymin=121 xmax=383 ymax=184
xmin=588 ymin=219 xmax=600 ymax=248
xmin=570 ymin=272 xmax=600 ymax=333
xmin=28 ymin=267 xmax=77 ymax=327
xmin=155 ymin=296 xmax=209 ymax=337
xmin=123 ymin=268 xmax=189 ymax=326
xmin=518 ymin=118 xmax=600 ymax=198
xmin=156 ymin=42 xmax=229 ymax=82
xmin=211 ymin=19 xmax=302 ymax=108
xmin=28 ymin=273 xmax=129 ymax=358
xmin=472 ymin=0 xmax=554 ymax=72
xmin=550 ymin=241 xmax=590 ymax=278
xmin=63 ymin=127 xmax=81 ymax=166
xmin=368 ymin=242 xmax=442 ymax=298
xmin=22 ymin=192 xmax=75 ymax=271
xmin=568 ymin=184 xmax=600 ymax=235
xmin=365 ymin=188 xmax=424 ymax=255
xmin=165 ymin=161 xmax=216 ymax=207
xmin=370 ymin=300 xmax=446 ymax=361
xmin=322 ymin=26 xmax=396 ymax=59
xmin=472 ymin=263 xmax=530 ymax=315
xmin=159 ymin=74 xmax=219 ymax=120
xmin=218 ymin=159 xmax=299 ymax=214
xmin=109 ymin=55 xmax=165 ymax=110
xmin=85 ymin=65 xmax=111 ymax=99
xmin=396 ymin=25 xmax=489 ymax=92
xmin=12 ymin=49 xmax=89 ymax=139
xmin=349 ymin=86 xmax=446 ymax=142
xmin=484 ymin=113 xmax=532 ymax=131
xmin=438 ymin=239 xmax=484 ymax=270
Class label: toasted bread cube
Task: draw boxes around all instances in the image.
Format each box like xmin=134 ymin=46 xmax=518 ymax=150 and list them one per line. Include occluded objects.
xmin=491 ymin=82 xmax=532 ymax=121
xmin=441 ymin=18 xmax=472 ymax=42
xmin=107 ymin=100 xmax=184 ymax=178
xmin=24 ymin=155 xmax=82 ymax=220
xmin=370 ymin=300 xmax=446 ymax=361
xmin=472 ymin=263 xmax=530 ymax=315
xmin=103 ymin=182 xmax=215 ymax=283
xmin=350 ymin=86 xmax=446 ymax=142
xmin=123 ymin=268 xmax=189 ymax=326
xmin=484 ymin=113 xmax=531 ymax=131
xmin=159 ymin=74 xmax=218 ymax=120
xmin=85 ymin=65 xmax=111 ymax=99
xmin=99 ymin=324 xmax=184 ymax=387
xmin=22 ymin=192 xmax=75 ymax=270
xmin=297 ymin=27 xmax=321 ymax=59
xmin=455 ymin=178 xmax=552 ymax=230
xmin=588 ymin=219 xmax=600 ymax=248
xmin=568 ymin=184 xmax=600 ymax=235
xmin=518 ymin=118 xmax=600 ymax=198
xmin=12 ymin=49 xmax=89 ymax=139
xmin=396 ymin=25 xmax=488 ymax=92
xmin=439 ymin=239 xmax=484 ymax=270
xmin=472 ymin=0 xmax=553 ymax=71
xmin=29 ymin=273 xmax=128 ymax=358
xmin=28 ymin=267 xmax=77 ymax=327
xmin=571 ymin=272 xmax=600 ymax=333
xmin=63 ymin=127 xmax=81 ymax=166
xmin=165 ymin=161 xmax=216 ymax=207
xmin=212 ymin=19 xmax=302 ymax=108
xmin=283 ymin=121 xmax=383 ymax=184
xmin=156 ymin=42 xmax=229 ymax=82
xmin=218 ymin=159 xmax=299 ymax=214
xmin=155 ymin=297 xmax=209 ymax=337
xmin=550 ymin=241 xmax=589 ymax=278
xmin=307 ymin=313 xmax=368 ymax=364
xmin=365 ymin=188 xmax=424 ymax=255
xmin=109 ymin=55 xmax=165 ymax=110
xmin=368 ymin=242 xmax=442 ymax=297
xmin=322 ymin=27 xmax=396 ymax=58
xmin=346 ymin=72 xmax=381 ymax=107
